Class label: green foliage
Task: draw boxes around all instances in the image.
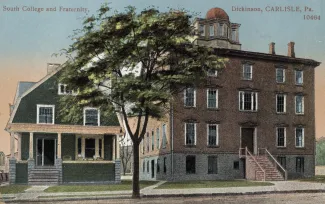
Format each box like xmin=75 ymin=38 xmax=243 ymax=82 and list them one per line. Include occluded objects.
xmin=316 ymin=139 xmax=325 ymax=165
xmin=58 ymin=3 xmax=227 ymax=142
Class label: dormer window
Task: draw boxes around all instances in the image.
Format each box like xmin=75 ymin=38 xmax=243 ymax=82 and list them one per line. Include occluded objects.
xmin=58 ymin=83 xmax=74 ymax=95
xmin=199 ymin=24 xmax=205 ymax=36
xmin=209 ymin=24 xmax=214 ymax=37
xmin=83 ymin=107 xmax=100 ymax=126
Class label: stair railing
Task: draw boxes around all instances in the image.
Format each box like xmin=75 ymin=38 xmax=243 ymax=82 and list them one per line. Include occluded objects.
xmin=259 ymin=148 xmax=287 ymax=180
xmin=244 ymin=147 xmax=266 ymax=181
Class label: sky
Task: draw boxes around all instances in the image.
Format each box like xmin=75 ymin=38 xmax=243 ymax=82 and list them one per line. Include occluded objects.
xmin=0 ymin=0 xmax=325 ymax=154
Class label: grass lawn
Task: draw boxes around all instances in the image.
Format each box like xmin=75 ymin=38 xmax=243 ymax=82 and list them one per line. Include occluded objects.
xmin=299 ymin=175 xmax=325 ymax=183
xmin=155 ymin=180 xmax=274 ymax=189
xmin=0 ymin=185 xmax=29 ymax=194
xmin=44 ymin=181 xmax=158 ymax=193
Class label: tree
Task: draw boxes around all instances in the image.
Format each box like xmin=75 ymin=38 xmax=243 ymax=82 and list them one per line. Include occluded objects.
xmin=120 ymin=134 xmax=133 ymax=175
xmin=58 ymin=3 xmax=226 ymax=198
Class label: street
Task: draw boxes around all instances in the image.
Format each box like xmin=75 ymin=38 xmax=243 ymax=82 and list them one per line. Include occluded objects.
xmin=8 ymin=193 xmax=325 ymax=204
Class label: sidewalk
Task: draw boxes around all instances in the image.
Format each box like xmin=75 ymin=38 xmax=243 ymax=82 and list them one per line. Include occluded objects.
xmin=1 ymin=181 xmax=325 ymax=203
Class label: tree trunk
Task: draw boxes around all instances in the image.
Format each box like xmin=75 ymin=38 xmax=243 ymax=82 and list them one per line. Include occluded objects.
xmin=132 ymin=142 xmax=140 ymax=198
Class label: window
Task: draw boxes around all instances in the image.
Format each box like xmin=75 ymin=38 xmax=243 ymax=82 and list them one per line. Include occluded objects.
xmin=184 ymin=88 xmax=196 ymax=107
xmin=143 ymin=161 xmax=145 ymax=172
xmin=162 ymin=124 xmax=167 ymax=148
xmin=146 ymin=132 xmax=149 ymax=152
xmin=142 ymin=140 xmax=145 ymax=154
xmin=163 ymin=157 xmax=167 ymax=173
xmin=231 ymin=28 xmax=237 ymax=41
xmin=156 ymin=128 xmax=160 ymax=149
xmin=276 ymin=68 xmax=285 ymax=83
xmin=186 ymin=156 xmax=196 ymax=174
xmin=37 ymin=105 xmax=55 ymax=124
xmin=147 ymin=161 xmax=149 ymax=173
xmin=295 ymin=127 xmax=304 ymax=147
xmin=207 ymin=89 xmax=218 ymax=108
xmin=83 ymin=108 xmax=100 ymax=126
xmin=209 ymin=24 xmax=214 ymax=36
xmin=233 ymin=161 xmax=240 ymax=170
xmin=276 ymin=94 xmax=286 ymax=113
xmin=208 ymin=156 xmax=218 ymax=174
xmin=58 ymin=83 xmax=74 ymax=95
xmin=207 ymin=69 xmax=217 ymax=76
xmin=151 ymin=130 xmax=154 ymax=151
xmin=199 ymin=24 xmax=205 ymax=36
xmin=277 ymin=156 xmax=286 ymax=169
xmin=76 ymin=136 xmax=104 ymax=159
xmin=157 ymin=158 xmax=160 ymax=173
xmin=217 ymin=23 xmax=223 ymax=36
xmin=276 ymin=127 xmax=286 ymax=147
xmin=185 ymin=123 xmax=196 ymax=145
xmin=239 ymin=91 xmax=258 ymax=111
xmin=296 ymin=157 xmax=304 ymax=173
xmin=207 ymin=124 xmax=218 ymax=146
xmin=295 ymin=95 xmax=304 ymax=114
xmin=295 ymin=70 xmax=303 ymax=85
xmin=243 ymin=64 xmax=252 ymax=80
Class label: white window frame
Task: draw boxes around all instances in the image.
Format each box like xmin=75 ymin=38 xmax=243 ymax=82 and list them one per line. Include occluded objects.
xmin=76 ymin=135 xmax=104 ymax=159
xmin=239 ymin=91 xmax=258 ymax=111
xmin=295 ymin=127 xmax=305 ymax=148
xmin=184 ymin=88 xmax=196 ymax=107
xmin=243 ymin=64 xmax=253 ymax=80
xmin=185 ymin=123 xmax=196 ymax=145
xmin=207 ymin=89 xmax=218 ymax=108
xmin=58 ymin=83 xmax=76 ymax=95
xmin=83 ymin=107 xmax=100 ymax=126
xmin=207 ymin=124 xmax=219 ymax=146
xmin=156 ymin=127 xmax=160 ymax=149
xmin=295 ymin=95 xmax=304 ymax=115
xmin=207 ymin=69 xmax=218 ymax=77
xmin=199 ymin=24 xmax=205 ymax=36
xmin=209 ymin=24 xmax=214 ymax=37
xmin=276 ymin=68 xmax=285 ymax=83
xmin=37 ymin=104 xmax=55 ymax=124
xmin=276 ymin=94 xmax=286 ymax=113
xmin=162 ymin=124 xmax=167 ymax=149
xmin=295 ymin=70 xmax=304 ymax=85
xmin=276 ymin=127 xmax=286 ymax=147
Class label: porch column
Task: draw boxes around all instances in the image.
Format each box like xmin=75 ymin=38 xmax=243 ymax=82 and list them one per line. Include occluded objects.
xmin=81 ymin=137 xmax=85 ymax=158
xmin=112 ymin=136 xmax=116 ymax=160
xmin=17 ymin=133 xmax=22 ymax=161
xmin=95 ymin=138 xmax=99 ymax=158
xmin=10 ymin=133 xmax=15 ymax=158
xmin=29 ymin=132 xmax=34 ymax=159
xmin=101 ymin=139 xmax=105 ymax=158
xmin=57 ymin=133 xmax=62 ymax=159
xmin=115 ymin=134 xmax=120 ymax=160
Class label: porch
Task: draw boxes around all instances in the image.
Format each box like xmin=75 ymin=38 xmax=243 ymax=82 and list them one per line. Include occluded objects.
xmin=6 ymin=123 xmax=123 ymax=185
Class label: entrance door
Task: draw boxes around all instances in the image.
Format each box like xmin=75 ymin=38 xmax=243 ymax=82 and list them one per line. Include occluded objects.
xmin=241 ymin=128 xmax=255 ymax=153
xmin=151 ymin=160 xmax=155 ymax=178
xmin=36 ymin=138 xmax=56 ymax=166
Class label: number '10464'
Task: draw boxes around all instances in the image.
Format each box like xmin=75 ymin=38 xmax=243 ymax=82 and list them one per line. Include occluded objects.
xmin=304 ymin=15 xmax=320 ymax=20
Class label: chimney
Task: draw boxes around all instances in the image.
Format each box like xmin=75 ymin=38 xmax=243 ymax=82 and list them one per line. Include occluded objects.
xmin=269 ymin=42 xmax=275 ymax=54
xmin=287 ymin=41 xmax=295 ymax=58
xmin=47 ymin=63 xmax=61 ymax=74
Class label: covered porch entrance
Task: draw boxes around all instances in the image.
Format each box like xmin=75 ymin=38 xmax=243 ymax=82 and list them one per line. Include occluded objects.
xmin=36 ymin=138 xmax=57 ymax=167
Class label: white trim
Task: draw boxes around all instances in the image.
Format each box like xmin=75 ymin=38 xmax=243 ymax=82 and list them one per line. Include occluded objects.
xmin=9 ymin=64 xmax=63 ymax=124
xmin=75 ymin=134 xmax=104 ymax=159
xmin=276 ymin=127 xmax=286 ymax=147
xmin=185 ymin=123 xmax=196 ymax=145
xmin=242 ymin=64 xmax=253 ymax=80
xmin=207 ymin=89 xmax=218 ymax=108
xmin=239 ymin=91 xmax=258 ymax=111
xmin=295 ymin=70 xmax=304 ymax=85
xmin=83 ymin=107 xmax=100 ymax=126
xmin=276 ymin=68 xmax=285 ymax=83
xmin=295 ymin=127 xmax=305 ymax=148
xmin=58 ymin=83 xmax=76 ymax=95
xmin=240 ymin=127 xmax=257 ymax=154
xmin=209 ymin=24 xmax=214 ymax=36
xmin=295 ymin=95 xmax=304 ymax=114
xmin=184 ymin=88 xmax=196 ymax=107
xmin=207 ymin=124 xmax=219 ymax=146
xmin=36 ymin=104 xmax=55 ymax=124
xmin=276 ymin=94 xmax=287 ymax=113
xmin=156 ymin=127 xmax=160 ymax=149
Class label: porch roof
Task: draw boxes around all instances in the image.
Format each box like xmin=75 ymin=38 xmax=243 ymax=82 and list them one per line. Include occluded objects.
xmin=6 ymin=123 xmax=123 ymax=135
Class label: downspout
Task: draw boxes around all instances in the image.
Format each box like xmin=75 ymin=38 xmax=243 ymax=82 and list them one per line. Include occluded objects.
xmin=170 ymin=103 xmax=174 ymax=180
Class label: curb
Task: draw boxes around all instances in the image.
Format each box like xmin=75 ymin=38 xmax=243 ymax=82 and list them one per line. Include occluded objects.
xmin=3 ymin=190 xmax=325 ymax=203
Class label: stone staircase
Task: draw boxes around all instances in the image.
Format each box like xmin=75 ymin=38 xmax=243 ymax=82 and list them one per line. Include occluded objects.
xmin=28 ymin=167 xmax=59 ymax=185
xmin=247 ymin=155 xmax=284 ymax=181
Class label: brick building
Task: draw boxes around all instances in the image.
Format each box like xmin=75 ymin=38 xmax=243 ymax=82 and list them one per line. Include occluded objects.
xmin=139 ymin=7 xmax=320 ymax=181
